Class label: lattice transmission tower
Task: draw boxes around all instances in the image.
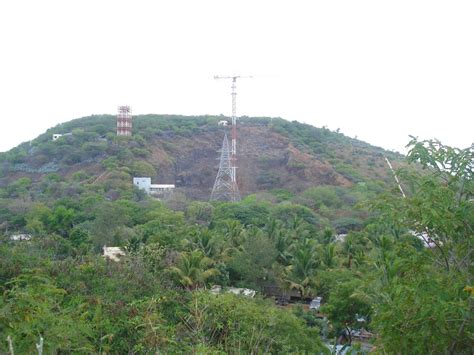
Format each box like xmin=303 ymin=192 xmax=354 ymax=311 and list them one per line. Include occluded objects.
xmin=210 ymin=75 xmax=252 ymax=201
xmin=210 ymin=132 xmax=241 ymax=201
xmin=117 ymin=106 xmax=132 ymax=136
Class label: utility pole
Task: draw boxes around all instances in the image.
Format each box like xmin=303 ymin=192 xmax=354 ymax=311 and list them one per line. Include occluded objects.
xmin=214 ymin=75 xmax=252 ymax=183
xmin=384 ymin=156 xmax=406 ymax=198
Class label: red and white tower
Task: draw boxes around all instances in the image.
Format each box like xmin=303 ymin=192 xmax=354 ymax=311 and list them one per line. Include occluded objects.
xmin=213 ymin=75 xmax=252 ymax=192
xmin=117 ymin=106 xmax=132 ymax=136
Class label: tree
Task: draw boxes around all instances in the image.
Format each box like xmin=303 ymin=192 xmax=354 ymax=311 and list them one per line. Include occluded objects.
xmin=368 ymin=139 xmax=473 ymax=353
xmin=6 ymin=177 xmax=31 ymax=199
xmin=186 ymin=201 xmax=214 ymax=224
xmin=284 ymin=239 xmax=321 ymax=298
xmin=89 ymin=202 xmax=131 ymax=249
xmin=302 ymin=185 xmax=342 ymax=210
xmin=221 ymin=220 xmax=245 ymax=248
xmin=180 ymin=291 xmax=326 ymax=353
xmin=0 ymin=273 xmax=93 ymax=353
xmin=25 ymin=203 xmax=52 ymax=236
xmin=320 ymin=270 xmax=372 ymax=332
xmin=48 ymin=206 xmax=75 ymax=237
xmin=229 ymin=233 xmax=278 ymax=289
xmin=322 ymin=243 xmax=337 ymax=269
xmin=268 ymin=228 xmax=292 ymax=265
xmin=168 ymin=250 xmax=219 ymax=290
xmin=272 ymin=202 xmax=320 ymax=229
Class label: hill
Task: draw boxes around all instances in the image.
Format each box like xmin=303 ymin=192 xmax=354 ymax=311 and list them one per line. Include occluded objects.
xmin=0 ymin=114 xmax=406 ymax=233
xmin=0 ymin=116 xmax=471 ymax=353
xmin=0 ymin=114 xmax=403 ymax=200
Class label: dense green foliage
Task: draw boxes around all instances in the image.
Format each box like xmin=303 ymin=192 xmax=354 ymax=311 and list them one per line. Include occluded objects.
xmin=0 ymin=114 xmax=398 ymax=233
xmin=364 ymin=138 xmax=473 ymax=353
xmin=0 ymin=114 xmax=472 ymax=353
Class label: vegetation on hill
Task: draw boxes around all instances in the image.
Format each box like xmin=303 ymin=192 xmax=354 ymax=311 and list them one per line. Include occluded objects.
xmin=0 ymin=114 xmax=472 ymax=353
xmin=0 ymin=114 xmax=403 ymax=233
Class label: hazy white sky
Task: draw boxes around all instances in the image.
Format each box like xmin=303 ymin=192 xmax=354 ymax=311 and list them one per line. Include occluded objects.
xmin=0 ymin=0 xmax=473 ymax=153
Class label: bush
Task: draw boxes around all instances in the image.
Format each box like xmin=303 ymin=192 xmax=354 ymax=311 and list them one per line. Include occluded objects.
xmin=332 ymin=216 xmax=364 ymax=233
xmin=181 ymin=291 xmax=326 ymax=353
xmin=272 ymin=202 xmax=320 ymax=228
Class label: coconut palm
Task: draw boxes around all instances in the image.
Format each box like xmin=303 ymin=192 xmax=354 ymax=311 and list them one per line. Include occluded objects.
xmin=342 ymin=236 xmax=355 ymax=269
xmin=191 ymin=230 xmax=216 ymax=257
xmin=223 ymin=220 xmax=245 ymax=248
xmin=322 ymin=243 xmax=337 ymax=269
xmin=283 ymin=239 xmax=320 ymax=297
xmin=169 ymin=250 xmax=219 ymax=290
xmin=273 ymin=230 xmax=292 ymax=265
xmin=287 ymin=216 xmax=310 ymax=242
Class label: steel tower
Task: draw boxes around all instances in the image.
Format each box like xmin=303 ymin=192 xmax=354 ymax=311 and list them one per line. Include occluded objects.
xmin=214 ymin=75 xmax=252 ymax=183
xmin=210 ymin=132 xmax=241 ymax=201
xmin=117 ymin=106 xmax=132 ymax=136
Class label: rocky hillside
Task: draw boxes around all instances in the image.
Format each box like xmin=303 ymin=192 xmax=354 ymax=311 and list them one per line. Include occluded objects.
xmin=0 ymin=114 xmax=403 ymax=200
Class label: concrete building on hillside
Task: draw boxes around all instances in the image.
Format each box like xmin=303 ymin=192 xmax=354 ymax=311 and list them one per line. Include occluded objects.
xmin=52 ymin=132 xmax=72 ymax=141
xmin=133 ymin=177 xmax=175 ymax=198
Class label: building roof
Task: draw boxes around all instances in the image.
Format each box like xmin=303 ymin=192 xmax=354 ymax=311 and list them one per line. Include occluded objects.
xmin=150 ymin=184 xmax=175 ymax=189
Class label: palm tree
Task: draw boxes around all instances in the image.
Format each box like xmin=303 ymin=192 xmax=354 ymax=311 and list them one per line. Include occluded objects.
xmin=169 ymin=250 xmax=219 ymax=290
xmin=193 ymin=230 xmax=216 ymax=258
xmin=283 ymin=239 xmax=320 ymax=298
xmin=263 ymin=219 xmax=291 ymax=265
xmin=274 ymin=230 xmax=292 ymax=265
xmin=321 ymin=227 xmax=335 ymax=244
xmin=287 ymin=216 xmax=310 ymax=242
xmin=291 ymin=239 xmax=320 ymax=278
xmin=322 ymin=243 xmax=337 ymax=268
xmin=224 ymin=220 xmax=245 ymax=248
xmin=342 ymin=237 xmax=355 ymax=269
xmin=264 ymin=217 xmax=281 ymax=240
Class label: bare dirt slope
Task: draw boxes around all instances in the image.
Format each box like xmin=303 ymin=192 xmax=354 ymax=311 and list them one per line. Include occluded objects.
xmin=148 ymin=126 xmax=379 ymax=200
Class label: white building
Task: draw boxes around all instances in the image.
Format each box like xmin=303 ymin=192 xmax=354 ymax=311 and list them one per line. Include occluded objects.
xmin=52 ymin=132 xmax=72 ymax=141
xmin=133 ymin=177 xmax=175 ymax=196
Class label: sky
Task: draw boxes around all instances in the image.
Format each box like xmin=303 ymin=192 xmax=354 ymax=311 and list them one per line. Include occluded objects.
xmin=0 ymin=0 xmax=473 ymax=153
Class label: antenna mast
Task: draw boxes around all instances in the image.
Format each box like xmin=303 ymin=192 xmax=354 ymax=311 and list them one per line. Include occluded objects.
xmin=214 ymin=75 xmax=252 ymax=185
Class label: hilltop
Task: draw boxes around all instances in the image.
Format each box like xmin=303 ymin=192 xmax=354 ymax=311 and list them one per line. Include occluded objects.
xmin=0 ymin=114 xmax=402 ymax=200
